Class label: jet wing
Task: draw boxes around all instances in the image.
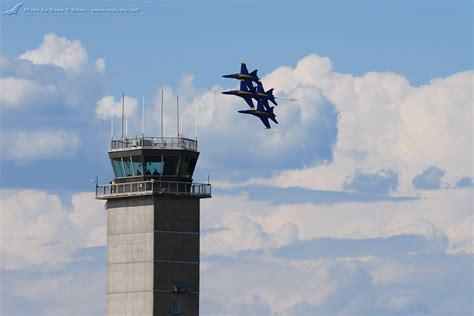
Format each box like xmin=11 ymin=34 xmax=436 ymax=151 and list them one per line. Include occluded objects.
xmin=243 ymin=96 xmax=255 ymax=108
xmin=240 ymin=81 xmax=254 ymax=91
xmin=240 ymin=81 xmax=246 ymax=91
xmin=258 ymin=116 xmax=271 ymax=129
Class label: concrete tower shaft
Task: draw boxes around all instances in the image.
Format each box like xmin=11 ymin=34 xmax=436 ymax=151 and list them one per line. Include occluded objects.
xmin=96 ymin=136 xmax=211 ymax=316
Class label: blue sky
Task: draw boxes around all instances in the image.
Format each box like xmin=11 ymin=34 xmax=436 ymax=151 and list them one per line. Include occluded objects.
xmin=1 ymin=0 xmax=472 ymax=315
xmin=1 ymin=0 xmax=472 ymax=193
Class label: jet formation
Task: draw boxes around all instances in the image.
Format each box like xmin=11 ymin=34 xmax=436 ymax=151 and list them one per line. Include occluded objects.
xmin=222 ymin=63 xmax=279 ymax=129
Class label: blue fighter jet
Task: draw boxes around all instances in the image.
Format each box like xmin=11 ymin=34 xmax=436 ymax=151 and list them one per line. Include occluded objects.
xmin=222 ymin=80 xmax=278 ymax=109
xmin=223 ymin=63 xmax=259 ymax=84
xmin=222 ymin=80 xmax=255 ymax=108
xmin=238 ymin=100 xmax=278 ymax=129
xmin=254 ymin=81 xmax=277 ymax=106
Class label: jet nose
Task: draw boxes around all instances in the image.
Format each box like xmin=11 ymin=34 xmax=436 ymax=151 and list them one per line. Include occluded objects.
xmin=222 ymin=74 xmax=233 ymax=78
xmin=221 ymin=90 xmax=232 ymax=95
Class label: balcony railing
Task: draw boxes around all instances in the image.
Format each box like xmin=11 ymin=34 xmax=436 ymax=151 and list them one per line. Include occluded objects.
xmin=110 ymin=137 xmax=198 ymax=152
xmin=95 ymin=179 xmax=211 ymax=199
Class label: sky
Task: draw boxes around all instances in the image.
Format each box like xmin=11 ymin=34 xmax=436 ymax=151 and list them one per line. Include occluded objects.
xmin=0 ymin=0 xmax=473 ymax=315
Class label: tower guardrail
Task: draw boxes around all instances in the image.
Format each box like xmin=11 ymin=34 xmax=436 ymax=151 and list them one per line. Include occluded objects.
xmin=95 ymin=179 xmax=211 ymax=199
xmin=110 ymin=137 xmax=198 ymax=152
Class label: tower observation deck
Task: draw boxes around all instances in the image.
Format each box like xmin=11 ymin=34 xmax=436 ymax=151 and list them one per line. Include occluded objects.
xmin=96 ymin=135 xmax=211 ymax=316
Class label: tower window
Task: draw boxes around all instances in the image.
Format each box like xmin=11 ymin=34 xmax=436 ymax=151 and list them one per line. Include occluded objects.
xmin=145 ymin=156 xmax=162 ymax=176
xmin=163 ymin=156 xmax=181 ymax=176
xmin=111 ymin=158 xmax=124 ymax=177
xmin=131 ymin=156 xmax=143 ymax=176
xmin=122 ymin=157 xmax=133 ymax=177
xmin=171 ymin=301 xmax=181 ymax=314
xmin=187 ymin=158 xmax=197 ymax=177
xmin=179 ymin=156 xmax=191 ymax=178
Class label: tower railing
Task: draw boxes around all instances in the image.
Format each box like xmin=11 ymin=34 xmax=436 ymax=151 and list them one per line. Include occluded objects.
xmin=96 ymin=179 xmax=211 ymax=199
xmin=110 ymin=136 xmax=198 ymax=152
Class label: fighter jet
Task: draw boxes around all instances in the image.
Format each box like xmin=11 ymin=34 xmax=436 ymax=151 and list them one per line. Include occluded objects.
xmin=238 ymin=100 xmax=278 ymax=129
xmin=222 ymin=81 xmax=255 ymax=108
xmin=254 ymin=81 xmax=277 ymax=106
xmin=223 ymin=63 xmax=259 ymax=84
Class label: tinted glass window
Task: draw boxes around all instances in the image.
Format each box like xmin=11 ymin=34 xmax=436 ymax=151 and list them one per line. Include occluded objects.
xmin=187 ymin=158 xmax=197 ymax=177
xmin=112 ymin=158 xmax=124 ymax=177
xmin=132 ymin=156 xmax=143 ymax=176
xmin=178 ymin=156 xmax=196 ymax=178
xmin=163 ymin=156 xmax=180 ymax=176
xmin=146 ymin=156 xmax=162 ymax=176
xmin=123 ymin=157 xmax=133 ymax=177
xmin=179 ymin=156 xmax=190 ymax=177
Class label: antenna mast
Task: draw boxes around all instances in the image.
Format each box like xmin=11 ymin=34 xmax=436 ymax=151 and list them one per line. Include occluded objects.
xmin=142 ymin=96 xmax=145 ymax=137
xmin=125 ymin=114 xmax=128 ymax=138
xmin=176 ymin=94 xmax=180 ymax=138
xmin=195 ymin=101 xmax=198 ymax=140
xmin=161 ymin=90 xmax=164 ymax=139
xmin=121 ymin=93 xmax=125 ymax=139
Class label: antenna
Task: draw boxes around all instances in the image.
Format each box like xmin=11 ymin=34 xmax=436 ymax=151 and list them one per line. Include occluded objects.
xmin=142 ymin=96 xmax=145 ymax=137
xmin=176 ymin=94 xmax=180 ymax=138
xmin=125 ymin=114 xmax=128 ymax=138
xmin=121 ymin=93 xmax=125 ymax=139
xmin=195 ymin=100 xmax=198 ymax=140
xmin=161 ymin=89 xmax=164 ymax=139
xmin=111 ymin=116 xmax=114 ymax=139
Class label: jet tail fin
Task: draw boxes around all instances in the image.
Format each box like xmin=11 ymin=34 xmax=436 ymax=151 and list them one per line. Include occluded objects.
xmin=266 ymin=89 xmax=278 ymax=105
xmin=250 ymin=69 xmax=258 ymax=77
xmin=240 ymin=63 xmax=249 ymax=75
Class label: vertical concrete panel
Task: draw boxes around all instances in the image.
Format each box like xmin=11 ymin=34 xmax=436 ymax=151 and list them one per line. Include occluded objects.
xmin=107 ymin=197 xmax=154 ymax=235
xmin=153 ymin=196 xmax=200 ymax=315
xmin=107 ymin=262 xmax=154 ymax=293
xmin=107 ymin=196 xmax=155 ymax=316
xmin=108 ymin=233 xmax=154 ymax=263
xmin=108 ymin=292 xmax=153 ymax=316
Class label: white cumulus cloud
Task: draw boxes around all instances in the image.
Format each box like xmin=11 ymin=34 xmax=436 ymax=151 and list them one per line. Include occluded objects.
xmin=0 ymin=190 xmax=105 ymax=269
xmin=242 ymin=55 xmax=473 ymax=193
xmin=0 ymin=77 xmax=56 ymax=108
xmin=95 ymin=95 xmax=138 ymax=119
xmin=1 ymin=33 xmax=105 ymax=111
xmin=0 ymin=130 xmax=80 ymax=163
xmin=19 ymin=33 xmax=88 ymax=73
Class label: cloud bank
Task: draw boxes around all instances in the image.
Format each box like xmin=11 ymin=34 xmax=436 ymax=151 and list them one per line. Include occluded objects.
xmin=0 ymin=33 xmax=105 ymax=164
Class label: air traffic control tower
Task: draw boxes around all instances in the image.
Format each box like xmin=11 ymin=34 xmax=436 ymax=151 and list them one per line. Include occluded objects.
xmin=96 ymin=136 xmax=211 ymax=315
